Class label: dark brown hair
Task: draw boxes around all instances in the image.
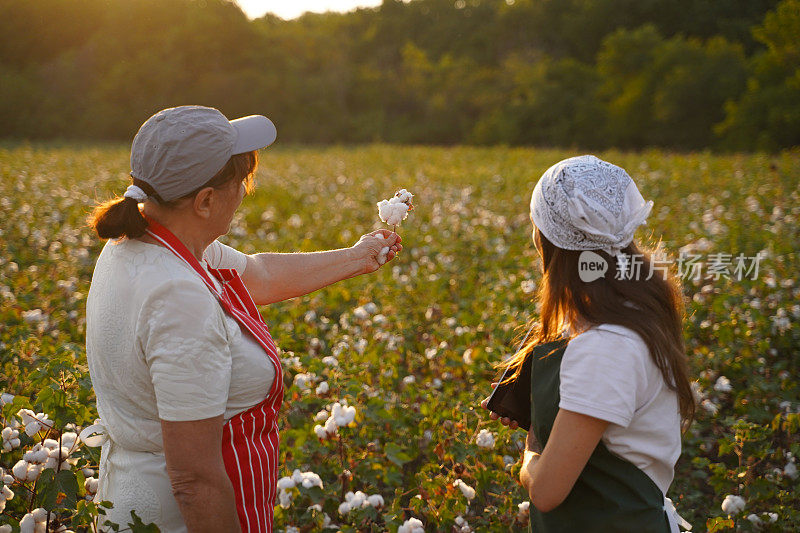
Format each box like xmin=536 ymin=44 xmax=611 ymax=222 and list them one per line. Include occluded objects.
xmin=88 ymin=151 xmax=258 ymax=240
xmin=500 ymin=227 xmax=695 ymax=429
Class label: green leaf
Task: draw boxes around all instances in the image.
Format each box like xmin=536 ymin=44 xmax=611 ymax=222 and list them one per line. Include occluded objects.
xmin=384 ymin=442 xmax=413 ymax=466
xmin=36 ymin=469 xmax=79 ymax=510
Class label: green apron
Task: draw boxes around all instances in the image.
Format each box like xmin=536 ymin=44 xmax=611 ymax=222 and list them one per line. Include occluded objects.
xmin=527 ymin=339 xmax=672 ymax=533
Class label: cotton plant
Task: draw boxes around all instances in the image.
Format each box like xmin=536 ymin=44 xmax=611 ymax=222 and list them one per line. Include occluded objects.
xmin=376 ymin=188 xmax=414 ymax=264
xmin=276 ymin=469 xmax=324 ymax=509
xmin=337 ymin=490 xmax=384 ymax=515
xmin=313 ymin=401 xmax=357 ymax=439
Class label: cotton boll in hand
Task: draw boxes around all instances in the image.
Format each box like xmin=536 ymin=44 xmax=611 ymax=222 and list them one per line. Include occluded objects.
xmin=377 ymin=189 xmax=414 ymax=227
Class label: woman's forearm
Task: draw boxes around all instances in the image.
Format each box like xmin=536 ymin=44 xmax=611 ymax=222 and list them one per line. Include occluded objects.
xmin=244 ymin=248 xmax=363 ymax=304
xmin=171 ymin=470 xmax=241 ymax=532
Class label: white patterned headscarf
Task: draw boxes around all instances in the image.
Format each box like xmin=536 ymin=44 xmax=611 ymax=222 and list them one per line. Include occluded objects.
xmin=530 ymin=155 xmax=653 ymax=262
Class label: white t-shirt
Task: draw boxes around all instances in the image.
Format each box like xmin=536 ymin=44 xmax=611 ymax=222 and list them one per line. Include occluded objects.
xmin=86 ymin=238 xmax=275 ymax=531
xmin=558 ymin=323 xmax=681 ymax=495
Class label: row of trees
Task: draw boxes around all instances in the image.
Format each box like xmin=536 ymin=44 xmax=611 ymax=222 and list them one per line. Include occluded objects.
xmin=0 ymin=0 xmax=797 ymax=150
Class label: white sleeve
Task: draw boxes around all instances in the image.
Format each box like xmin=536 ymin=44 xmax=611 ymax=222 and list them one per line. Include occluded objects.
xmin=138 ymin=279 xmax=232 ymax=422
xmin=204 ymin=240 xmax=248 ymax=274
xmin=558 ymin=326 xmax=648 ymax=427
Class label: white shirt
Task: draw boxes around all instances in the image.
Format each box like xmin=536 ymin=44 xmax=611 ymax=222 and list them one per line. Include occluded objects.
xmin=558 ymin=323 xmax=681 ymax=495
xmin=86 ymin=238 xmax=274 ymax=531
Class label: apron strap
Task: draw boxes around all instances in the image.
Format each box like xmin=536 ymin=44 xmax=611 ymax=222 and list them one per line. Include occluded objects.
xmin=142 ymin=216 xmax=283 ymax=398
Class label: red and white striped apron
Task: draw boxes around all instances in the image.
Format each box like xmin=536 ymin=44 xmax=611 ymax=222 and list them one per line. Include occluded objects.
xmin=145 ymin=217 xmax=284 ymax=533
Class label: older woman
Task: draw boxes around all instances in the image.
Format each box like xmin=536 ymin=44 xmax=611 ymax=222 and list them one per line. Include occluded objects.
xmin=85 ymin=105 xmax=400 ymax=532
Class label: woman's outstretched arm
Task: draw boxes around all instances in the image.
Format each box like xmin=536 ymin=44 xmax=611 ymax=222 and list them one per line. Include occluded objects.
xmin=520 ymin=409 xmax=608 ymax=513
xmin=240 ymin=230 xmax=402 ymax=305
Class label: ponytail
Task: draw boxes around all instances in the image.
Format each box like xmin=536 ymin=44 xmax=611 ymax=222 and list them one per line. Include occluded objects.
xmin=88 ymin=195 xmax=148 ymax=240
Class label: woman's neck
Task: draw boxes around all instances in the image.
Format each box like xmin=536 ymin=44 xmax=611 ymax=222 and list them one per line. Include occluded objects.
xmin=140 ymin=205 xmax=212 ymax=261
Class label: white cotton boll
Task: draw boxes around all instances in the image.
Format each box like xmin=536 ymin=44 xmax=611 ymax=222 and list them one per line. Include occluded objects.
xmin=285 ymin=527 xmax=299 ymax=533
xmin=0 ymin=525 xmax=11 ymax=533
xmin=475 ymin=429 xmax=495 ymax=449
xmin=377 ymin=247 xmax=390 ymax=265
xmin=315 ymin=410 xmax=329 ymax=422
xmin=293 ymin=373 xmax=315 ymax=391
xmin=367 ymin=494 xmax=384 ymax=508
xmin=402 ymin=375 xmax=416 ymax=385
xmin=714 ymin=376 xmax=732 ymax=393
xmin=60 ymin=460 xmax=72 ymax=471
xmin=784 ymin=461 xmax=798 ymax=479
xmin=324 ymin=415 xmax=338 ymax=435
xmin=721 ymin=494 xmax=746 ymax=516
xmin=17 ymin=409 xmax=36 ymax=426
xmin=26 ymin=464 xmax=43 ymax=482
xmin=19 ymin=513 xmax=36 ymax=533
xmin=84 ymin=477 xmax=99 ymax=494
xmin=322 ymin=355 xmax=339 ymax=367
xmin=308 ymin=504 xmax=322 ymax=512
xmin=338 ymin=501 xmax=352 ymax=515
xmin=24 ymin=421 xmax=41 ymax=437
xmin=462 ymin=348 xmax=474 ymax=365
xmin=276 ymin=476 xmax=296 ymax=490
xmin=333 ymin=405 xmax=356 ymax=427
xmin=2 ymin=485 xmax=14 ymax=500
xmin=701 ymin=399 xmax=719 ymax=415
xmin=2 ymin=473 xmax=12 ymax=484
xmin=766 ymin=513 xmax=778 ymax=522
xmin=351 ymin=490 xmax=368 ymax=508
xmin=353 ymin=306 xmax=370 ymax=320
xmin=316 ymin=382 xmax=330 ymax=395
xmin=746 ymin=514 xmax=762 ymax=526
xmin=44 ymin=457 xmax=58 ymax=470
xmin=42 ymin=439 xmax=59 ymax=451
xmin=12 ymin=460 xmax=29 ymax=480
xmin=61 ymin=432 xmax=78 ymax=450
xmin=398 ymin=517 xmax=424 ymax=533
xmin=453 ymin=479 xmax=476 ymax=500
xmin=517 ymin=501 xmax=530 ymax=520
xmin=278 ymin=488 xmax=293 ymax=509
xmin=31 ymin=508 xmax=47 ymax=522
xmin=300 ymin=472 xmax=323 ymax=489
xmin=291 ymin=469 xmax=304 ymax=485
xmin=82 ymin=467 xmax=95 ymax=477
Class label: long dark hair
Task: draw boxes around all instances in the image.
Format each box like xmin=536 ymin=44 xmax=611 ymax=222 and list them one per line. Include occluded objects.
xmin=500 ymin=227 xmax=695 ymax=429
xmin=88 ymin=151 xmax=258 ymax=240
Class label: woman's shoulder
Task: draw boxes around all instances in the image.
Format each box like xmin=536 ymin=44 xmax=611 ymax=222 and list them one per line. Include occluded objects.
xmin=99 ymin=238 xmax=207 ymax=287
xmin=566 ymin=323 xmax=649 ymax=364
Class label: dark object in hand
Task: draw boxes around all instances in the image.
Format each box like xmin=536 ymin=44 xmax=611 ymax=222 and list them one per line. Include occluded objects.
xmin=486 ymin=353 xmax=532 ymax=431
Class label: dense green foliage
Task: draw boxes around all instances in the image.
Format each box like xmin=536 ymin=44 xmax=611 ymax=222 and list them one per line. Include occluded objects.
xmin=1 ymin=145 xmax=799 ymax=531
xmin=0 ymin=0 xmax=798 ymax=150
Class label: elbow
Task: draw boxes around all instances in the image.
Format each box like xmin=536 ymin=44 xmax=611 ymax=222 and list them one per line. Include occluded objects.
xmin=528 ymin=484 xmax=567 ymax=513
xmin=530 ymin=493 xmax=561 ymax=514
xmin=167 ymin=466 xmax=230 ymax=506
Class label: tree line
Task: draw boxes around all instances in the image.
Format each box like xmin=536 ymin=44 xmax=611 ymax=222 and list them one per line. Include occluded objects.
xmin=0 ymin=0 xmax=798 ymax=150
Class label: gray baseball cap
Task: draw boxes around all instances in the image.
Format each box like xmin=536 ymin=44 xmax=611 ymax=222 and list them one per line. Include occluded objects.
xmin=130 ymin=105 xmax=277 ymax=201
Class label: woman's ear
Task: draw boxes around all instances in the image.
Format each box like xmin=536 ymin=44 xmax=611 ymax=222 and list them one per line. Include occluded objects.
xmin=192 ymin=187 xmax=215 ymax=219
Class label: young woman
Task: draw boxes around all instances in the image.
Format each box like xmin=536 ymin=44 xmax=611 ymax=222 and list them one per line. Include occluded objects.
xmin=483 ymin=155 xmax=694 ymax=532
xmin=85 ymin=106 xmax=401 ymax=532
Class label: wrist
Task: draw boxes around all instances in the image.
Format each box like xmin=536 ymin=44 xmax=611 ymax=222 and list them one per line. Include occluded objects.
xmin=345 ymin=245 xmax=367 ymax=276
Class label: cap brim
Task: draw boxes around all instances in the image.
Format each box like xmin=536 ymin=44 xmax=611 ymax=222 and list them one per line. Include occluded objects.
xmin=230 ymin=115 xmax=277 ymax=154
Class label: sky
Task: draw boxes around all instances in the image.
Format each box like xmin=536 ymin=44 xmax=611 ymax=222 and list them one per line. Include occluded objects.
xmin=235 ymin=0 xmax=383 ymax=20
